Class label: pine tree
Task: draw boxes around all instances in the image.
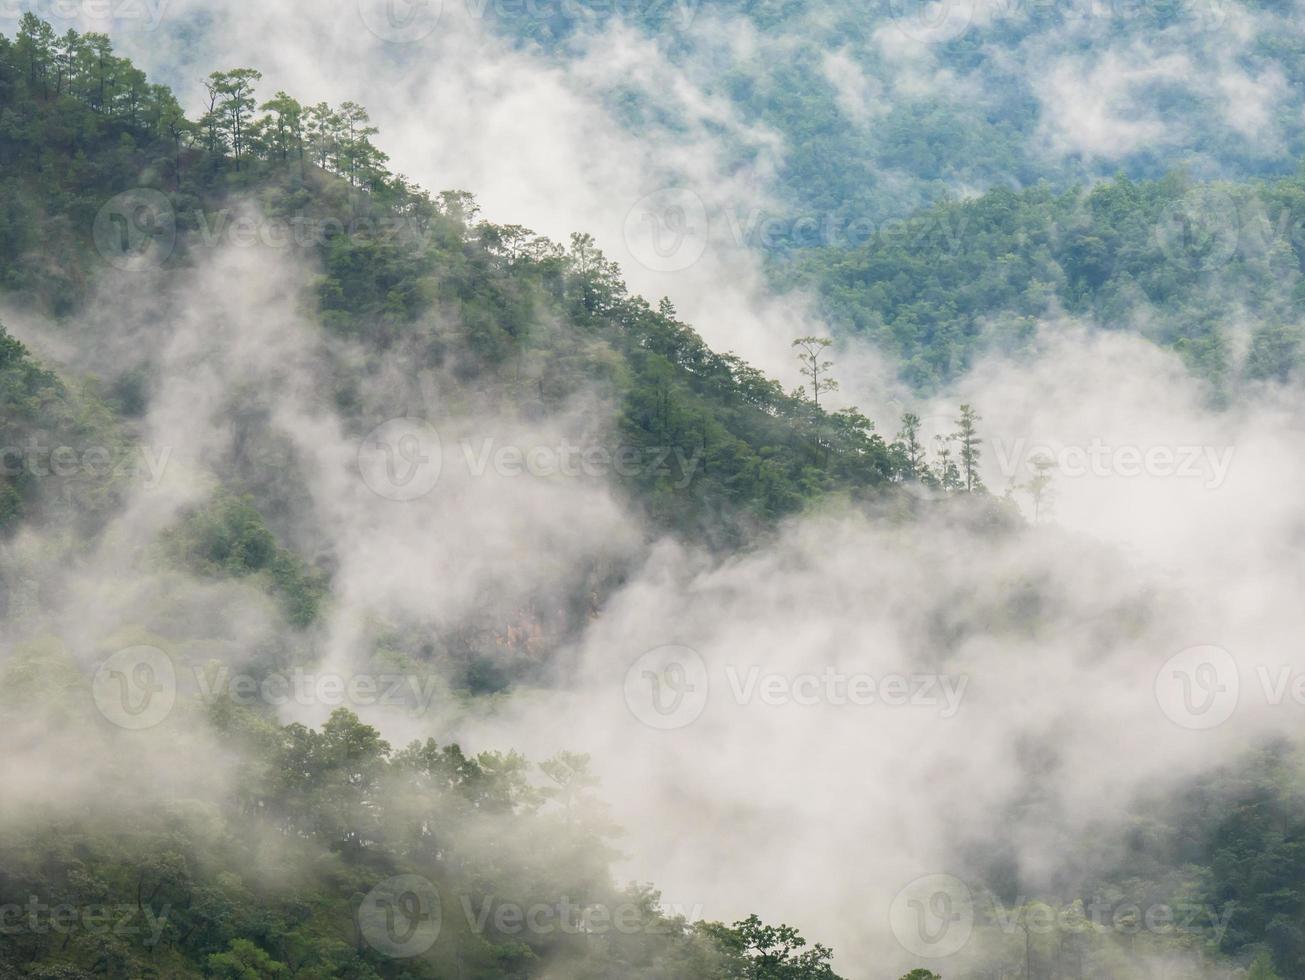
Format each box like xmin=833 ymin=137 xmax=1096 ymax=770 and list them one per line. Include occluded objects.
xmin=792 ymin=336 xmax=839 ymax=409
xmin=955 ymin=403 xmax=983 ymax=492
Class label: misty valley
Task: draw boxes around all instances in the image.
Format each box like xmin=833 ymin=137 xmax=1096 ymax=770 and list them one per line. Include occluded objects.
xmin=2 ymin=2 xmax=1305 ymax=979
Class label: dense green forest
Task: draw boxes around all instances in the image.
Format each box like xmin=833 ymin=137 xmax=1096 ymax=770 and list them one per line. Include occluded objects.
xmin=2 ymin=12 xmax=1305 ymax=980
xmin=787 ymin=173 xmax=1305 ymax=389
xmin=0 ymin=14 xmax=985 ymax=542
xmin=1 ymin=683 xmax=848 ymax=979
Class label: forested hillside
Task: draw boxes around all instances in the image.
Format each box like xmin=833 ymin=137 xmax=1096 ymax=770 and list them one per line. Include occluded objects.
xmin=788 ymin=174 xmax=1305 ymax=389
xmin=0 ymin=15 xmax=950 ymax=980
xmin=0 ymin=12 xmax=972 ymax=543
